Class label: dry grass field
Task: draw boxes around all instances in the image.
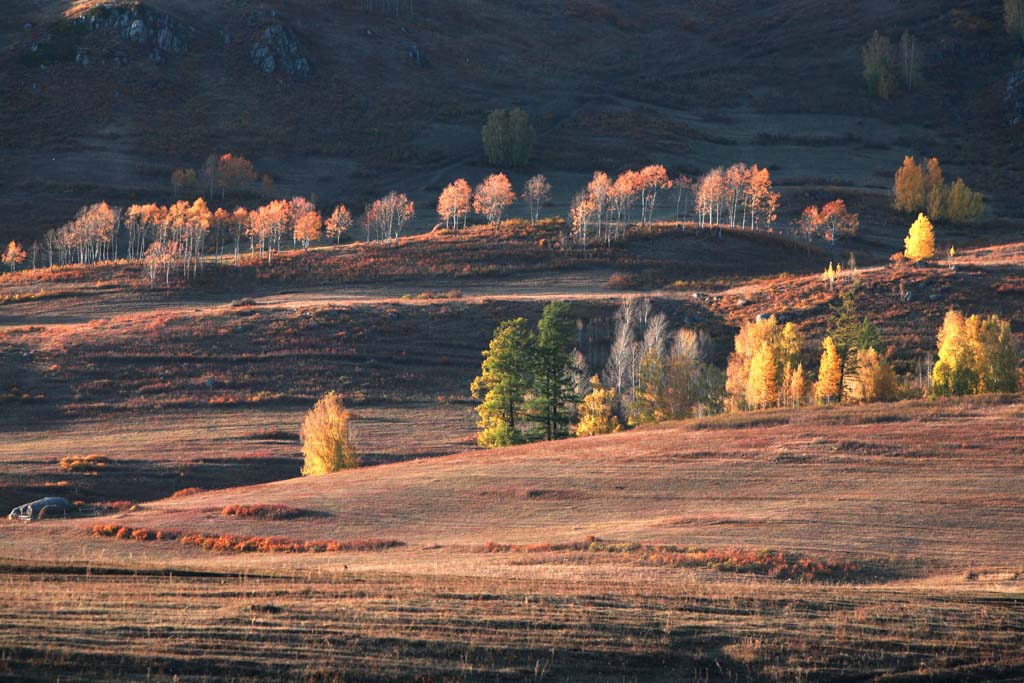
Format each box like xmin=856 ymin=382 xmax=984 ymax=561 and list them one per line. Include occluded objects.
xmin=1 ymin=396 xmax=1024 ymax=681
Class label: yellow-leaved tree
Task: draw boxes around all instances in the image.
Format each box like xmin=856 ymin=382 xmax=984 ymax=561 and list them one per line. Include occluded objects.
xmin=851 ymin=348 xmax=899 ymax=402
xmin=815 ymin=336 xmax=843 ymax=404
xmin=746 ymin=342 xmax=779 ymax=410
xmin=726 ymin=316 xmax=803 ymax=411
xmin=300 ymin=391 xmax=358 ymax=475
xmin=904 ymin=213 xmax=935 ymax=263
xmin=932 ymin=310 xmax=1019 ymax=396
xmin=893 ymin=156 xmax=925 ymax=213
xmin=575 ymin=376 xmax=622 ymax=437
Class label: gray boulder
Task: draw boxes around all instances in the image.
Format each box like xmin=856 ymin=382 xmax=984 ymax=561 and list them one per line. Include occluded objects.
xmin=9 ymin=497 xmax=73 ymax=522
xmin=247 ymin=13 xmax=312 ymax=76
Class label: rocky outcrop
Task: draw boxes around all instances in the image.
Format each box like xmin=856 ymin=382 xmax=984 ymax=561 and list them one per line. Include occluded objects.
xmin=79 ymin=2 xmax=192 ymax=64
xmin=1007 ymin=62 xmax=1024 ymax=126
xmin=247 ymin=10 xmax=312 ymax=77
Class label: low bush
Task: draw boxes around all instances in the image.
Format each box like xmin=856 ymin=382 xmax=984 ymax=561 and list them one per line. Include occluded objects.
xmin=58 ymin=454 xmax=109 ymax=473
xmin=220 ymin=504 xmax=309 ymax=520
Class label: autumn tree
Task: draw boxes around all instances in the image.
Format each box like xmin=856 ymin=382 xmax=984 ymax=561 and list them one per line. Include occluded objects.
xmin=481 ymin=108 xmax=535 ymax=167
xmin=210 ymin=207 xmax=231 ymax=255
xmin=437 ymin=179 xmax=472 ymax=230
xmin=893 ymin=156 xmax=925 ymax=213
xmin=527 ymin=301 xmax=578 ymax=440
xmin=932 ymin=311 xmax=1018 ymax=396
xmin=863 ymin=30 xmax=898 ymax=98
xmin=471 ymin=318 xmax=533 ymax=447
xmin=944 ymin=178 xmax=984 ymax=224
xmin=747 ymin=342 xmax=779 ymax=410
xmin=649 ymin=328 xmax=724 ymax=421
xmin=585 ymin=171 xmax=613 ymax=243
xmin=143 ymin=240 xmax=178 ymax=284
xmin=893 ymin=156 xmax=983 ymax=223
xmin=230 ymin=207 xmax=249 ymax=263
xmin=364 ymin=192 xmax=414 ymax=245
xmin=574 ymin=376 xmax=622 ymax=437
xmin=325 ymin=204 xmax=353 ymax=244
xmin=904 ymin=213 xmax=935 ymax=263
xmin=247 ymin=200 xmax=289 ymax=263
xmin=292 ymin=205 xmax=323 ymax=249
xmin=205 ymin=154 xmax=257 ymax=199
xmin=924 ymin=157 xmax=946 ymax=218
xmin=170 ymin=168 xmax=198 ymax=196
xmin=3 ymin=241 xmax=26 ymax=272
xmin=815 ymin=336 xmax=843 ymax=404
xmin=473 ymin=173 xmax=516 ymax=226
xmin=569 ymin=191 xmax=596 ymax=251
xmin=638 ymin=165 xmax=670 ymax=227
xmin=725 ymin=316 xmax=804 ymax=411
xmin=850 ymin=348 xmax=899 ymax=402
xmin=300 ymin=391 xmax=358 ymax=475
xmin=523 ymin=174 xmax=551 ymax=226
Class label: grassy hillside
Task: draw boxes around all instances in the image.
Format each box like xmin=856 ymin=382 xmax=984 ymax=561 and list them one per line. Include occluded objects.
xmin=1 ymin=396 xmax=1023 ymax=681
xmin=1 ymin=0 xmax=1020 ymax=240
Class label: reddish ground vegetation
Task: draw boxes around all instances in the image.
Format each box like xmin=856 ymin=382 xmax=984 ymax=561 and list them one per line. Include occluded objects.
xmin=91 ymin=524 xmax=403 ymax=553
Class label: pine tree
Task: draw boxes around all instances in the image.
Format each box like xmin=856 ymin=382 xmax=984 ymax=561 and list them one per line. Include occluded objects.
xmin=471 ymin=318 xmax=533 ymax=447
xmin=815 ymin=336 xmax=843 ymax=404
xmin=575 ymin=376 xmax=621 ymax=437
xmin=904 ymin=213 xmax=935 ymax=262
xmin=528 ymin=301 xmax=578 ymax=440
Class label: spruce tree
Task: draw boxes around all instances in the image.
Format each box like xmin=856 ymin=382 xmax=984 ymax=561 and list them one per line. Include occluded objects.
xmin=528 ymin=301 xmax=578 ymax=440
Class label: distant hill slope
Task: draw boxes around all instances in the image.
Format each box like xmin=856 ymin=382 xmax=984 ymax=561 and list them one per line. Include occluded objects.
xmin=1 ymin=0 xmax=1021 ymax=240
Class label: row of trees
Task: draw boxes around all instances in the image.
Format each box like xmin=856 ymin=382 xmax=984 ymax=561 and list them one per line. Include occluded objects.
xmin=893 ymin=156 xmax=984 ymax=224
xmin=6 ymin=150 xmax=991 ymax=281
xmin=473 ymin=295 xmax=1019 ymax=445
xmin=691 ymin=163 xmax=780 ymax=234
xmin=470 ymin=299 xmax=726 ymax=447
xmin=437 ymin=174 xmax=527 ymax=229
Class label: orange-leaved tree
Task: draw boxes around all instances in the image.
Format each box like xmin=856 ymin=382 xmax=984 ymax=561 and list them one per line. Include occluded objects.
xmin=437 ymin=179 xmax=473 ymax=230
xmin=325 ymin=204 xmax=353 ymax=244
xmin=3 ymin=241 xmax=27 ymax=272
xmin=473 ymin=174 xmax=516 ymax=226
